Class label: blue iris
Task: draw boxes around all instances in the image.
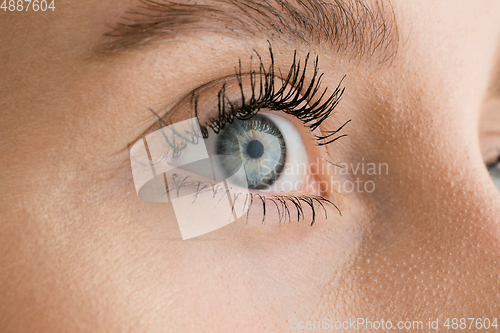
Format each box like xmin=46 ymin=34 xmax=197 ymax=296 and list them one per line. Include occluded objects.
xmin=215 ymin=115 xmax=286 ymax=189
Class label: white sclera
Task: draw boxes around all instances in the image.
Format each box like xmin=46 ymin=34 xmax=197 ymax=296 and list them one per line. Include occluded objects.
xmin=262 ymin=113 xmax=309 ymax=193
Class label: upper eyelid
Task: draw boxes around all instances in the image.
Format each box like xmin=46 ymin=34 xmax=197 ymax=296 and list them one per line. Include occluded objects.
xmin=129 ymin=49 xmax=348 ymax=150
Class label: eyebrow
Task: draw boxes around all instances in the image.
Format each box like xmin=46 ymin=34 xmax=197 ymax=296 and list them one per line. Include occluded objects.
xmin=96 ymin=0 xmax=399 ymax=64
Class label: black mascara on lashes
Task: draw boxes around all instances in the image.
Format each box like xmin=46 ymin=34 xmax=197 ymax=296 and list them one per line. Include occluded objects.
xmin=193 ymin=45 xmax=350 ymax=148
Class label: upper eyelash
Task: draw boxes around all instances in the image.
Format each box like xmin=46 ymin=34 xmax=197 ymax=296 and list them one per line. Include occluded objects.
xmin=146 ymin=46 xmax=349 ymax=152
xmin=194 ymin=45 xmax=350 ymax=145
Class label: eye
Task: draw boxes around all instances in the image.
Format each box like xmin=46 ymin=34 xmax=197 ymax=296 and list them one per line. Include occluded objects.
xmin=130 ymin=47 xmax=346 ymax=239
xmin=487 ymin=157 xmax=500 ymax=190
xmin=205 ymin=112 xmax=308 ymax=192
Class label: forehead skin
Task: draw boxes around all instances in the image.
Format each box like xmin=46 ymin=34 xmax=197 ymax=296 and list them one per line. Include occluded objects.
xmin=1 ymin=0 xmax=500 ymax=332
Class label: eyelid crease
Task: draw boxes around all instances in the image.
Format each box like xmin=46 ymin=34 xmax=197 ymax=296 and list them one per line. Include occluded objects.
xmin=188 ymin=46 xmax=348 ymax=145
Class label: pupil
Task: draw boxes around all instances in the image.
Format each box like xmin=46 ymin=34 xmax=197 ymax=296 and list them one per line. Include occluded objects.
xmin=246 ymin=140 xmax=264 ymax=159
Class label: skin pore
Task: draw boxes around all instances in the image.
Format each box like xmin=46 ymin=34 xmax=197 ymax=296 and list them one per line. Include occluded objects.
xmin=1 ymin=0 xmax=500 ymax=331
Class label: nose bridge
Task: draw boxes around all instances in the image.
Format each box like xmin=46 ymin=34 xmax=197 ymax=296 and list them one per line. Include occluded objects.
xmin=339 ymin=68 xmax=500 ymax=316
xmin=351 ymin=124 xmax=500 ymax=318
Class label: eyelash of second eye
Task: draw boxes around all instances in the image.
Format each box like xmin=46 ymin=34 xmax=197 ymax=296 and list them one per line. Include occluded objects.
xmin=193 ymin=46 xmax=350 ymax=146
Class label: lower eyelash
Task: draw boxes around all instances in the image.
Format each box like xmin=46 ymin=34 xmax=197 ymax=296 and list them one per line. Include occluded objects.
xmin=167 ymin=174 xmax=341 ymax=226
xmin=244 ymin=193 xmax=341 ymax=226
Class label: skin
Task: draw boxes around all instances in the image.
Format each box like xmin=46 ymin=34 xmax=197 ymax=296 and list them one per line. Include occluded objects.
xmin=1 ymin=0 xmax=500 ymax=332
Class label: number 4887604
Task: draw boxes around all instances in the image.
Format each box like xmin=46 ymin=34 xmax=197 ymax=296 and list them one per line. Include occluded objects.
xmin=1 ymin=0 xmax=55 ymax=11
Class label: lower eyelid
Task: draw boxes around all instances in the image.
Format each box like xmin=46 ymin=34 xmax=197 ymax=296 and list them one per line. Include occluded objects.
xmin=255 ymin=112 xmax=309 ymax=192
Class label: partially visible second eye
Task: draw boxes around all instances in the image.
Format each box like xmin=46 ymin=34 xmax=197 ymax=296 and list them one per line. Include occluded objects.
xmin=488 ymin=160 xmax=500 ymax=190
xmin=205 ymin=112 xmax=309 ymax=193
